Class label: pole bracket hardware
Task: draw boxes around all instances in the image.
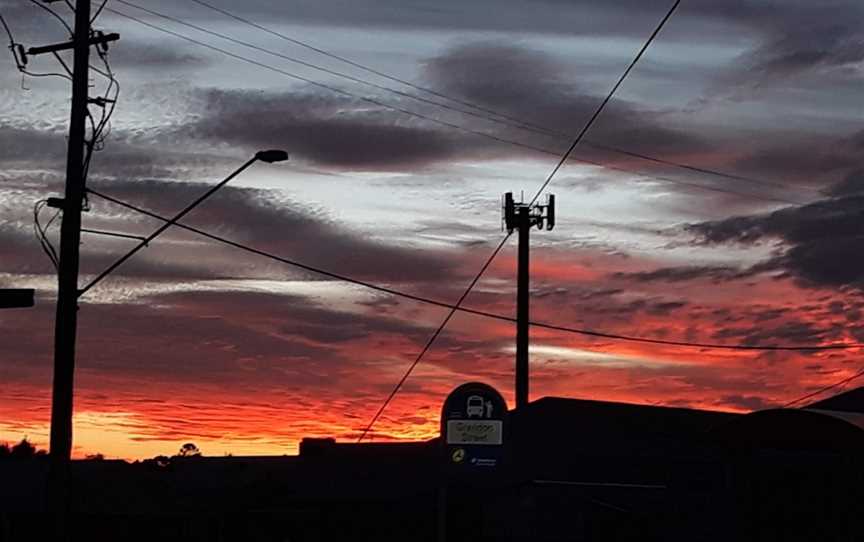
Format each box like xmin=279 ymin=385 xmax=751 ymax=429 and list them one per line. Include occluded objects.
xmin=27 ymin=32 xmax=119 ymax=57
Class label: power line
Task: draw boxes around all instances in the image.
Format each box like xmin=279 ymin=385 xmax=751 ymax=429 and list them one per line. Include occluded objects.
xmin=34 ymin=200 xmax=61 ymax=271
xmin=27 ymin=0 xmax=73 ymax=37
xmin=346 ymin=0 xmax=829 ymax=435
xmin=101 ymin=4 xmax=858 ymax=426
xmin=105 ymin=8 xmax=811 ymax=209
xmin=91 ymin=0 xmax=109 ymax=24
xmin=184 ymin=0 xmax=816 ymax=202
xmin=357 ymin=235 xmax=512 ymax=442
xmin=104 ymin=8 xmax=573 ymax=155
xmin=1 ymin=11 xmax=73 ymax=82
xmin=782 ymin=367 xmax=864 ymax=408
xmin=185 ymin=0 xmax=556 ymax=135
xmin=359 ymin=0 xmax=674 ymax=437
xmin=101 ymin=6 xmax=556 ymax=158
xmin=147 ymin=0 xmax=807 ymax=203
xmin=79 ymin=155 xmax=263 ymax=297
xmin=524 ymin=322 xmax=864 ymax=351
xmin=87 ymin=184 xmax=864 ymax=437
xmin=0 ymin=13 xmax=16 ymax=48
xmin=582 ymin=142 xmax=823 ymax=196
xmin=360 ymin=0 xmax=857 ymax=435
xmin=529 ymin=0 xmax=682 ymax=205
xmin=115 ymin=0 xmax=559 ymax=139
xmin=85 ymin=187 xmax=864 ymax=354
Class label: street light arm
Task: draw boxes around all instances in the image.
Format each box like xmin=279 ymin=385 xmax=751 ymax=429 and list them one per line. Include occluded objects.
xmin=77 ymin=152 xmax=281 ymax=297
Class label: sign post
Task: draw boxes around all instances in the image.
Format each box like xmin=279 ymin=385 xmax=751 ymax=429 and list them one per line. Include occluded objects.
xmin=438 ymin=382 xmax=509 ymax=541
xmin=440 ymin=382 xmax=508 ymax=472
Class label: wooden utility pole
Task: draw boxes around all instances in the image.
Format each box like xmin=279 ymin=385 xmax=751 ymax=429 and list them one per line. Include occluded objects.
xmin=50 ymin=0 xmax=90 ymax=472
xmin=503 ymin=193 xmax=555 ymax=410
xmin=41 ymin=2 xmax=92 ymax=538
xmin=23 ymin=2 xmax=119 ymax=534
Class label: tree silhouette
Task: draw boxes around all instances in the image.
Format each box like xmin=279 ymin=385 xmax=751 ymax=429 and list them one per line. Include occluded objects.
xmin=6 ymin=438 xmax=45 ymax=459
xmin=177 ymin=442 xmax=201 ymax=458
xmin=147 ymin=455 xmax=171 ymax=469
xmin=0 ymin=443 xmax=9 ymax=458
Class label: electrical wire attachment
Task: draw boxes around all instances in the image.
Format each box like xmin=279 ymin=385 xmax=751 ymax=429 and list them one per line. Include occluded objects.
xmin=34 ymin=199 xmax=61 ymax=271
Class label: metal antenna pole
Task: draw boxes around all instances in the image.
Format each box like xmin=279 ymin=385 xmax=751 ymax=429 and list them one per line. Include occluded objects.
xmin=503 ymin=192 xmax=554 ymax=410
xmin=515 ymin=205 xmax=530 ymax=409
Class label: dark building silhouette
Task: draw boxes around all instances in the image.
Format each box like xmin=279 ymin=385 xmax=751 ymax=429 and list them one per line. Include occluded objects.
xmin=2 ymin=389 xmax=863 ymax=541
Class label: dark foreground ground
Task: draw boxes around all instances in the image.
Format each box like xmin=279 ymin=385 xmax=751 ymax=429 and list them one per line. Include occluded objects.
xmin=2 ymin=394 xmax=863 ymax=541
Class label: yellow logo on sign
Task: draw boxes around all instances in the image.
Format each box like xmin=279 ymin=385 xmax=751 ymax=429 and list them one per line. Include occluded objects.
xmin=451 ymin=448 xmax=466 ymax=463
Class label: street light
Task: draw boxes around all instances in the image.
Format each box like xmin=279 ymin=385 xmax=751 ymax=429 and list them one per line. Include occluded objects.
xmin=255 ymin=149 xmax=289 ymax=163
xmin=46 ymin=150 xmax=289 ymax=529
xmin=78 ymin=149 xmax=288 ymax=296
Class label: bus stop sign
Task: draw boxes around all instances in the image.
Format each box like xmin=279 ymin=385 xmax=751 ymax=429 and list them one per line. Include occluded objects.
xmin=440 ymin=382 xmax=508 ymax=471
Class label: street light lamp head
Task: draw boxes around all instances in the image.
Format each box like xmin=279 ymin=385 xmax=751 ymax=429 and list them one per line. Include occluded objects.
xmin=255 ymin=149 xmax=289 ymax=163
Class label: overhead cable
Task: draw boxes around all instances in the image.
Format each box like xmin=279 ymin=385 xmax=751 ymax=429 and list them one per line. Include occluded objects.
xmin=86 ymin=187 xmax=864 ymax=353
xmin=106 ymin=7 xmax=805 ymax=206
xmin=782 ymin=368 xmax=864 ymax=408
xmin=182 ymin=0 xmax=813 ymax=200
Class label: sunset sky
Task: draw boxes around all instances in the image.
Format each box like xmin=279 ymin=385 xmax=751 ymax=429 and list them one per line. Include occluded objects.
xmin=1 ymin=0 xmax=863 ymax=459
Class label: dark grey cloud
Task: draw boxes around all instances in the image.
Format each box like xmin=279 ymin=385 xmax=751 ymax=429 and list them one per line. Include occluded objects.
xmin=684 ymin=0 xmax=864 ymax=100
xmin=422 ymin=42 xmax=703 ymax=156
xmin=0 ymin=288 xmax=442 ymax=390
xmin=0 ymin=124 xmax=67 ymax=165
xmin=104 ymin=0 xmax=669 ymax=36
xmin=418 ymin=41 xmax=857 ymax=207
xmin=1 ymin=175 xmax=467 ymax=285
xmin=729 ymin=129 xmax=863 ymax=188
xmin=9 ymin=0 xmax=861 ymax=89
xmin=646 ymin=300 xmax=687 ymax=316
xmin=714 ymin=23 xmax=864 ymax=96
xmin=748 ymin=27 xmax=864 ymax=78
xmin=0 ymin=122 xmax=244 ymax=184
xmin=525 ymin=286 xmax=691 ymax=334
xmin=107 ymin=42 xmax=209 ymax=70
xmin=0 ymin=214 xmax=245 ymax=280
xmin=174 ymin=88 xmax=466 ymax=170
xmin=103 ymin=0 xmax=862 ymax=42
xmin=712 ymin=319 xmax=838 ymax=347
xmin=826 ymin=169 xmax=864 ymax=197
xmin=612 ymin=265 xmax=756 ymax=284
xmin=164 ymin=42 xmax=708 ymax=172
xmin=688 ymin=195 xmax=864 ymax=245
xmin=688 ymin=195 xmax=864 ymax=288
xmin=84 ymin=177 xmax=462 ymax=283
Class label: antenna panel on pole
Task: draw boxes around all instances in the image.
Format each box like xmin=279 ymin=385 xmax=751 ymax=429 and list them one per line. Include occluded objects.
xmin=502 ymin=192 xmax=515 ymax=233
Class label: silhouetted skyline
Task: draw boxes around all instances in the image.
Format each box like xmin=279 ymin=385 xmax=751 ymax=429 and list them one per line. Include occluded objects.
xmin=2 ymin=0 xmax=863 ymax=459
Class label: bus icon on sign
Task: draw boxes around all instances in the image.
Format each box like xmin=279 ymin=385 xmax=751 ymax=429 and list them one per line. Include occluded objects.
xmin=466 ymin=395 xmax=485 ymax=418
